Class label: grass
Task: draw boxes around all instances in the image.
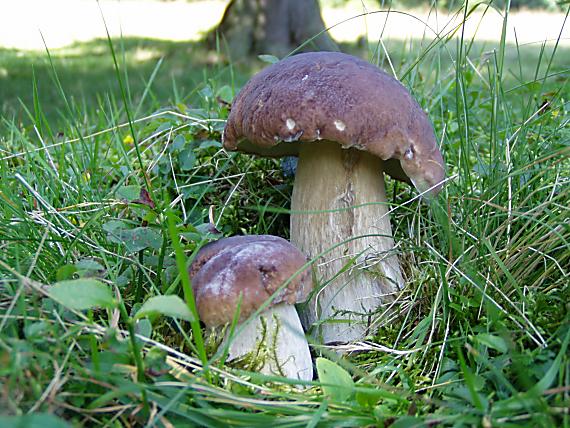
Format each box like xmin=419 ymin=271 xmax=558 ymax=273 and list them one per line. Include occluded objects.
xmin=1 ymin=2 xmax=569 ymax=427
xmin=0 ymin=38 xmax=250 ymax=125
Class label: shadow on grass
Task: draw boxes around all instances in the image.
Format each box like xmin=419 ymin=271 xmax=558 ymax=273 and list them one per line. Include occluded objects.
xmin=0 ymin=36 xmax=568 ymax=126
xmin=0 ymin=38 xmax=255 ymax=126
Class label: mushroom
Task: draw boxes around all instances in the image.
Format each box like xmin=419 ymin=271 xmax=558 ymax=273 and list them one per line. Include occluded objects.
xmin=223 ymin=52 xmax=445 ymax=344
xmin=189 ymin=235 xmax=313 ymax=381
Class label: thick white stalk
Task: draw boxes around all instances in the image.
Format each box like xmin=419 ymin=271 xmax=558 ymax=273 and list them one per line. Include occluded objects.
xmin=224 ymin=304 xmax=313 ymax=381
xmin=290 ymin=141 xmax=404 ymax=344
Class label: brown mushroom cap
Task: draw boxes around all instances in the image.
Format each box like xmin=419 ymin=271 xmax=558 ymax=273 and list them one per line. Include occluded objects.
xmin=223 ymin=51 xmax=445 ymax=193
xmin=188 ymin=234 xmax=285 ymax=278
xmin=189 ymin=236 xmax=312 ymax=327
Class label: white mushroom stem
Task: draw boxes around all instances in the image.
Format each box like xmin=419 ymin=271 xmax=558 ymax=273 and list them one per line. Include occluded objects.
xmin=291 ymin=141 xmax=404 ymax=344
xmin=223 ymin=303 xmax=313 ymax=381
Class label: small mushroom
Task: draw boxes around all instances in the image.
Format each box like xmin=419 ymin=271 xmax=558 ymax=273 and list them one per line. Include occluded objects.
xmin=189 ymin=235 xmax=313 ymax=381
xmin=223 ymin=52 xmax=445 ymax=344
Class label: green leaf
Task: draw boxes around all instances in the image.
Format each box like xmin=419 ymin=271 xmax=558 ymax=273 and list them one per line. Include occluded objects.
xmin=116 ymin=266 xmax=134 ymax=288
xmin=258 ymin=54 xmax=280 ymax=64
xmin=171 ymin=134 xmax=186 ymax=151
xmin=198 ymin=139 xmax=222 ymax=150
xmin=199 ymin=85 xmax=213 ymax=99
xmin=316 ymin=357 xmax=355 ymax=402
xmin=0 ymin=413 xmax=71 ymax=428
xmin=55 ymin=264 xmax=77 ymax=281
xmin=135 ymin=318 xmax=153 ymax=338
xmin=355 ymin=386 xmax=402 ymax=408
xmin=102 ymin=219 xmax=129 ymax=234
xmin=355 ymin=388 xmax=378 ymax=408
xmin=49 ymin=279 xmax=114 ymax=310
xmin=179 ymin=148 xmax=196 ymax=171
xmin=24 ymin=322 xmax=50 ymax=341
xmin=106 ymin=226 xmax=162 ymax=253
xmin=475 ymin=333 xmax=508 ymax=353
xmin=155 ymin=122 xmax=174 ymax=133
xmin=456 ymin=345 xmax=485 ymax=411
xmin=74 ymin=258 xmax=106 ymax=278
xmin=390 ymin=416 xmax=427 ymax=428
xmin=135 ymin=295 xmax=195 ymax=322
xmin=185 ymin=108 xmax=208 ymax=119
xmin=530 ymin=327 xmax=570 ymax=394
xmin=492 ymin=395 xmax=538 ymax=415
xmin=216 ymin=85 xmax=233 ymax=104
xmin=116 ymin=185 xmax=142 ymax=202
xmin=75 ymin=259 xmax=105 ymax=272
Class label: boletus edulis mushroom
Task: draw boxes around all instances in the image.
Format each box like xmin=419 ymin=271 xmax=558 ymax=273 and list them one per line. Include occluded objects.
xmin=223 ymin=52 xmax=445 ymax=344
xmin=189 ymin=235 xmax=313 ymax=381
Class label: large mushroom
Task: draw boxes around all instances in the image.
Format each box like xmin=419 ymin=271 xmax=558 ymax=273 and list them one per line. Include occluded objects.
xmin=223 ymin=52 xmax=445 ymax=344
xmin=189 ymin=235 xmax=313 ymax=381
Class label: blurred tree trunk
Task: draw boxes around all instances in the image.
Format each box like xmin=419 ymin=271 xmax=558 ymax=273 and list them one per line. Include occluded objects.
xmin=213 ymin=0 xmax=338 ymax=58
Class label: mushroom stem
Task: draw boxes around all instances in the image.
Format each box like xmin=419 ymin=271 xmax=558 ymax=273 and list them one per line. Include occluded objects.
xmin=224 ymin=303 xmax=313 ymax=381
xmin=291 ymin=141 xmax=404 ymax=344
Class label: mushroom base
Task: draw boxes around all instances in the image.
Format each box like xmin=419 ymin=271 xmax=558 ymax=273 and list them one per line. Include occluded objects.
xmin=291 ymin=141 xmax=404 ymax=344
xmin=223 ymin=303 xmax=313 ymax=381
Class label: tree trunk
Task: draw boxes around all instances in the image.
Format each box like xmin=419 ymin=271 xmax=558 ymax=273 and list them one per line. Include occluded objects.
xmin=213 ymin=0 xmax=338 ymax=58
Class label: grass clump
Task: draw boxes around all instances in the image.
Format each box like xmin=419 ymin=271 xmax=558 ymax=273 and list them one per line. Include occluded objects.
xmin=1 ymin=2 xmax=569 ymax=427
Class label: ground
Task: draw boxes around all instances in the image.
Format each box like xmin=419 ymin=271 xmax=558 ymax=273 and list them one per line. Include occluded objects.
xmin=0 ymin=1 xmax=568 ymax=426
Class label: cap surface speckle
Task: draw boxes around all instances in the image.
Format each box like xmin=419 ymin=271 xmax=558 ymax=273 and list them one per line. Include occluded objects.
xmin=223 ymin=51 xmax=445 ymax=193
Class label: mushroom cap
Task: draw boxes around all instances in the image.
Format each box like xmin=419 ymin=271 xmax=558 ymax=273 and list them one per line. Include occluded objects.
xmin=189 ymin=235 xmax=312 ymax=327
xmin=223 ymin=51 xmax=445 ymax=194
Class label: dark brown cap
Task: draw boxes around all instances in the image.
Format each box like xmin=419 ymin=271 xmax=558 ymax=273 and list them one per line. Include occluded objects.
xmin=189 ymin=235 xmax=312 ymax=327
xmin=223 ymin=51 xmax=445 ymax=193
xmin=188 ymin=235 xmax=285 ymax=279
